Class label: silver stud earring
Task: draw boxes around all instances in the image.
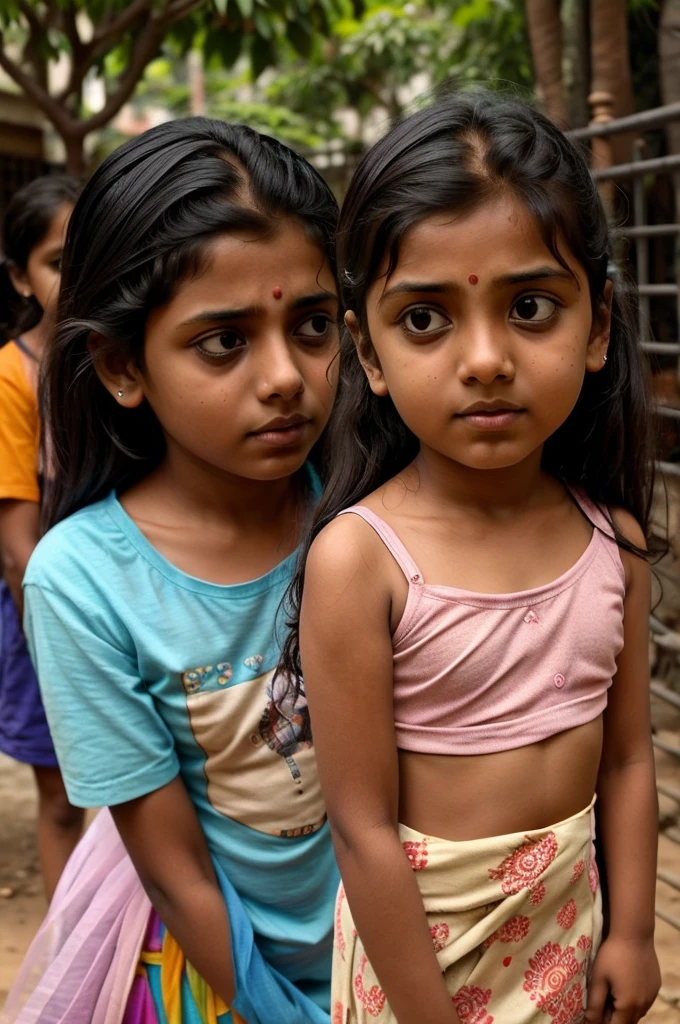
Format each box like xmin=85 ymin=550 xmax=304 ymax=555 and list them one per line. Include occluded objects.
xmin=117 ymin=389 xmax=124 ymax=398
xmin=602 ymin=353 xmax=608 ymax=363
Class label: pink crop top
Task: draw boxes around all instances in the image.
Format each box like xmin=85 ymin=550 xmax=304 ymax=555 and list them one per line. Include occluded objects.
xmin=339 ymin=491 xmax=625 ymax=755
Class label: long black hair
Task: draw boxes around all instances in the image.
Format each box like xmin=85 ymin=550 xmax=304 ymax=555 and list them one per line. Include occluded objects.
xmin=280 ymin=90 xmax=656 ymax=683
xmin=0 ymin=174 xmax=80 ymax=345
xmin=43 ymin=117 xmax=338 ymax=529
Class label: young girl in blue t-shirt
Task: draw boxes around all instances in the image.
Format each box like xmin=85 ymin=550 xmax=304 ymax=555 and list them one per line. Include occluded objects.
xmin=7 ymin=119 xmax=340 ymax=1024
xmin=283 ymin=93 xmax=661 ymax=1023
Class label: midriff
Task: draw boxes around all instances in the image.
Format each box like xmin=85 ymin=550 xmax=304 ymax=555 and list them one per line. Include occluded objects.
xmin=398 ymin=716 xmax=603 ymax=841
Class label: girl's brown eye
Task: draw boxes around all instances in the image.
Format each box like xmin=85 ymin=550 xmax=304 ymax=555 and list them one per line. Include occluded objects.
xmin=403 ymin=307 xmax=449 ymax=334
xmin=295 ymin=314 xmax=333 ymax=340
xmin=511 ymin=296 xmax=557 ymax=322
xmin=197 ymin=331 xmax=245 ymax=356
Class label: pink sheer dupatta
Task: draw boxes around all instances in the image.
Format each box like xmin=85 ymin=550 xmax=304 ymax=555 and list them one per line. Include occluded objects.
xmin=2 ymin=809 xmax=152 ymax=1024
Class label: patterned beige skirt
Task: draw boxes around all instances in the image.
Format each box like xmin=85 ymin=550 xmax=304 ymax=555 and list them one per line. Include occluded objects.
xmin=332 ymin=799 xmax=603 ymax=1024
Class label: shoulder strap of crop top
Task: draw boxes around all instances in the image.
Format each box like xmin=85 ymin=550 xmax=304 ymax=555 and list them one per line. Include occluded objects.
xmin=336 ymin=506 xmax=422 ymax=582
xmin=339 ymin=489 xmax=616 ymax=583
xmin=566 ymin=486 xmax=616 ymax=539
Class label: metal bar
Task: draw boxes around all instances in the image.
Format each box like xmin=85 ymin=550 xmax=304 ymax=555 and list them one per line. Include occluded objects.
xmin=638 ymin=284 xmax=678 ymax=296
xmin=641 ymin=341 xmax=680 ymax=354
xmin=594 ymin=153 xmax=680 ymax=182
xmin=654 ymin=405 xmax=680 ymax=419
xmin=569 ymin=101 xmax=680 ymax=140
xmin=613 ymin=224 xmax=680 ymax=238
xmin=656 ymin=461 xmax=680 ymax=477
xmin=658 ymin=782 xmax=680 ymax=804
xmin=653 ymin=735 xmax=680 ymax=758
xmin=656 ymin=906 xmax=680 ymax=930
xmin=652 ymin=682 xmax=680 ymax=711
xmin=657 ymin=869 xmax=680 ymax=893
xmin=633 ymin=142 xmax=649 ymax=344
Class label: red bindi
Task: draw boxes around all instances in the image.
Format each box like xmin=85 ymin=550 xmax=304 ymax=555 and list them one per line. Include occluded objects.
xmin=272 ymin=286 xmax=283 ymax=299
xmin=468 ymin=274 xmax=479 ymax=285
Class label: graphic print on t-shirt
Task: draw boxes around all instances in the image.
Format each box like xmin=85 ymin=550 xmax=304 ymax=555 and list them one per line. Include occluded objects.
xmin=182 ymin=663 xmax=326 ymax=837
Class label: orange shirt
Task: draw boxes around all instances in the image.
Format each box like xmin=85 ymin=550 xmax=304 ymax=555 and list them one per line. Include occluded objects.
xmin=0 ymin=341 xmax=40 ymax=503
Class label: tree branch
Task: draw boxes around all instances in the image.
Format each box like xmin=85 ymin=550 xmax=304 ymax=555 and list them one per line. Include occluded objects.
xmin=77 ymin=15 xmax=168 ymax=135
xmin=56 ymin=1 xmax=89 ymax=104
xmin=18 ymin=1 xmax=48 ymax=88
xmin=0 ymin=34 xmax=76 ymax=136
xmin=167 ymin=0 xmax=205 ymax=17
xmin=60 ymin=2 xmax=82 ymax=57
xmin=77 ymin=0 xmax=205 ymax=136
xmin=92 ymin=0 xmax=154 ymax=47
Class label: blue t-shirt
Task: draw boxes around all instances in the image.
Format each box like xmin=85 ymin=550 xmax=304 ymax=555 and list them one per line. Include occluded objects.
xmin=23 ymin=490 xmax=338 ymax=1006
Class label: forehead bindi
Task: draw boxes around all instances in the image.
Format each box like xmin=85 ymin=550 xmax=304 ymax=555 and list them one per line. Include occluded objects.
xmin=380 ymin=198 xmax=584 ymax=295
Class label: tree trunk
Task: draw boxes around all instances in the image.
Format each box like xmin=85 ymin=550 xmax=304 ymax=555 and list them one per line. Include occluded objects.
xmin=525 ymin=0 xmax=568 ymax=125
xmin=62 ymin=132 xmax=87 ymax=176
xmin=660 ymin=0 xmax=680 ymax=385
xmin=562 ymin=0 xmax=589 ymax=128
xmin=660 ymin=0 xmax=680 ymax=157
xmin=590 ymin=0 xmax=634 ymax=161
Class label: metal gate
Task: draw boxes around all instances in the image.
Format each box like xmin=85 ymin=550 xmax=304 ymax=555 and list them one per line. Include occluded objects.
xmin=570 ymin=100 xmax=680 ymax=998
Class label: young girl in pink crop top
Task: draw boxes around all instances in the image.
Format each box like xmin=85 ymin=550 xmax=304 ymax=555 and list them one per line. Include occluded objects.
xmin=281 ymin=93 xmax=660 ymax=1024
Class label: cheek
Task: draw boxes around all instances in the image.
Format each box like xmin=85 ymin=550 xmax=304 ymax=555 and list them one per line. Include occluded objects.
xmin=32 ymin=269 xmax=60 ymax=311
xmin=302 ymin=348 xmax=339 ymax=403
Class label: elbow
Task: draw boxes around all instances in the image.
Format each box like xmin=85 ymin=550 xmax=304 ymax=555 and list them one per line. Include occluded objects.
xmin=330 ymin=813 xmax=399 ymax=863
xmin=142 ymin=870 xmax=217 ymax=918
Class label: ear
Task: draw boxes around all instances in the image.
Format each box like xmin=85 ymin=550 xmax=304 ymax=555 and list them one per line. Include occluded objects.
xmin=7 ymin=263 xmax=31 ymax=300
xmin=87 ymin=336 xmax=145 ymax=408
xmin=344 ymin=310 xmax=389 ymax=397
xmin=585 ymin=279 xmax=613 ymax=373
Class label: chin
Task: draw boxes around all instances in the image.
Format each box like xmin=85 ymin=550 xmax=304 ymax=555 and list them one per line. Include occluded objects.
xmin=451 ymin=446 xmax=535 ymax=472
xmin=231 ymin=453 xmax=311 ymax=481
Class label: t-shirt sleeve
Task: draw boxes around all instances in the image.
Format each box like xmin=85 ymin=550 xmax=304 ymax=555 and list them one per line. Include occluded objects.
xmin=0 ymin=356 xmax=40 ymax=502
xmin=23 ymin=582 xmax=180 ymax=807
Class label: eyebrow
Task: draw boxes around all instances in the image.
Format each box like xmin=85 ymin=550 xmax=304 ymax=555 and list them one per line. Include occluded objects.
xmin=178 ymin=290 xmax=337 ymax=327
xmin=290 ymin=290 xmax=337 ymax=310
xmin=380 ymin=266 xmax=577 ymax=301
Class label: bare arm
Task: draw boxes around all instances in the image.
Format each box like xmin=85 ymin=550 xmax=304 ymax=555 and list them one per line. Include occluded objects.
xmin=301 ymin=518 xmax=459 ymax=1024
xmin=0 ymin=499 xmax=40 ymax=615
xmin=111 ymin=776 xmax=235 ymax=1007
xmin=585 ymin=510 xmax=660 ymax=1024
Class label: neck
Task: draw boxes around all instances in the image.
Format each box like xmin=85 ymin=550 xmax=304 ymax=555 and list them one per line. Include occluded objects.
xmin=19 ymin=321 xmax=48 ymax=360
xmin=413 ymin=444 xmax=548 ymax=516
xmin=141 ymin=444 xmax=302 ymax=529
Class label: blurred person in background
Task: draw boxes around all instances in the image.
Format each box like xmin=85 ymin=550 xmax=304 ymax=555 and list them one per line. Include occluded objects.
xmin=0 ymin=174 xmax=84 ymax=900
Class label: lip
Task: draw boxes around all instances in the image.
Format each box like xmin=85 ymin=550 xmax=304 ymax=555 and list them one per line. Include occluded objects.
xmin=456 ymin=400 xmax=525 ymax=432
xmin=248 ymin=414 xmax=312 ymax=447
xmin=457 ymin=399 xmax=524 ymax=415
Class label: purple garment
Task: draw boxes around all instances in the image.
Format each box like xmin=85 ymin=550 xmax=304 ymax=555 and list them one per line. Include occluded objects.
xmin=0 ymin=578 xmax=58 ymax=767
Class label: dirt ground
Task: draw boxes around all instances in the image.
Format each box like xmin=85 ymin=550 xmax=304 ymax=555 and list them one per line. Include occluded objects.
xmin=1 ymin=739 xmax=680 ymax=1020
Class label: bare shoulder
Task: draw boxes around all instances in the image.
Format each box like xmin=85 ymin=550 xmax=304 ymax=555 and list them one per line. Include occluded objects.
xmin=609 ymin=507 xmax=647 ymax=551
xmin=305 ymin=511 xmax=392 ymax=598
xmin=609 ymin=507 xmax=649 ymax=592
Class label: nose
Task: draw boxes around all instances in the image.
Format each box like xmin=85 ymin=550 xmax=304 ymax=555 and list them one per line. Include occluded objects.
xmin=457 ymin=319 xmax=515 ymax=386
xmin=255 ymin=336 xmax=305 ymax=402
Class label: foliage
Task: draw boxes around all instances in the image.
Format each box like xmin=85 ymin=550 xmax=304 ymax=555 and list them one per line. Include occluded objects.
xmin=129 ymin=54 xmax=330 ymax=148
xmin=0 ymin=0 xmax=347 ymax=168
xmin=264 ymin=0 xmax=534 ymax=136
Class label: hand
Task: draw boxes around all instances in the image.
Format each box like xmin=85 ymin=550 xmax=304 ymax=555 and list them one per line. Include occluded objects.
xmin=585 ymin=936 xmax=660 ymax=1024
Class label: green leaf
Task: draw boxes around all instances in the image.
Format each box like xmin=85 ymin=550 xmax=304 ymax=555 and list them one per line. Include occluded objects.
xmin=253 ymin=6 xmax=273 ymax=38
xmin=250 ymin=32 xmax=275 ymax=78
xmin=205 ymin=27 xmax=243 ymax=67
xmin=287 ymin=19 xmax=313 ymax=58
xmin=234 ymin=0 xmax=253 ymax=17
xmin=214 ymin=0 xmax=229 ymax=13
